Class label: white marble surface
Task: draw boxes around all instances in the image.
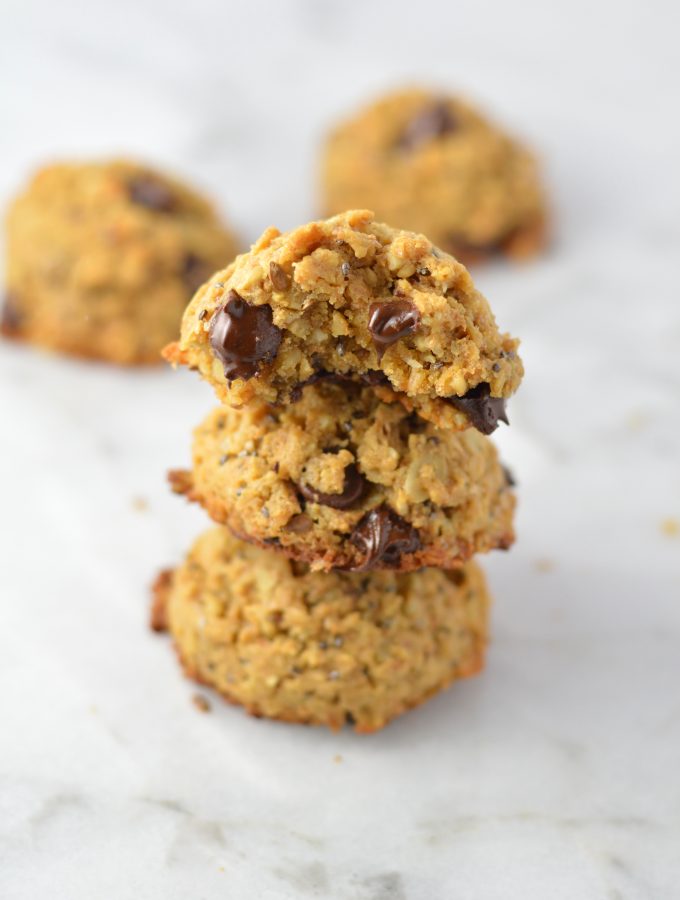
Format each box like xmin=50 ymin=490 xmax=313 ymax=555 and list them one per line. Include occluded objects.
xmin=1 ymin=1 xmax=679 ymax=897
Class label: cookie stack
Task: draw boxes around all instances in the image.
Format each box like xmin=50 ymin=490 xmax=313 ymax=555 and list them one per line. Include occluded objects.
xmin=154 ymin=209 xmax=522 ymax=732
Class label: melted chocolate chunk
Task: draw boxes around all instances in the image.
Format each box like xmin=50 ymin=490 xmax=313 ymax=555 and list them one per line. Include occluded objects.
xmin=183 ymin=253 xmax=210 ymax=293
xmin=209 ymin=290 xmax=282 ymax=381
xmin=404 ymin=411 xmax=427 ymax=434
xmin=1 ymin=294 xmax=23 ymax=334
xmin=290 ymin=369 xmax=389 ymax=402
xmin=269 ymin=261 xmax=291 ymax=292
xmin=368 ymin=300 xmax=421 ymax=360
xmin=349 ymin=505 xmax=421 ymax=571
xmin=360 ymin=370 xmax=390 ymax=387
xmin=397 ymin=101 xmax=459 ymax=152
xmin=298 ymin=464 xmax=367 ymax=510
xmin=128 ymin=176 xmax=175 ymax=212
xmin=448 ymin=383 xmax=509 ymax=435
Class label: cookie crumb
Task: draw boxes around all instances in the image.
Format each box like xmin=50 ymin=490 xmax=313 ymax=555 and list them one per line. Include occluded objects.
xmin=660 ymin=518 xmax=679 ymax=538
xmin=333 ymin=754 xmax=343 ymax=764
xmin=192 ymin=693 xmax=211 ymax=713
xmin=535 ymin=558 xmax=555 ymax=573
xmin=150 ymin=569 xmax=173 ymax=632
xmin=131 ymin=496 xmax=148 ymax=512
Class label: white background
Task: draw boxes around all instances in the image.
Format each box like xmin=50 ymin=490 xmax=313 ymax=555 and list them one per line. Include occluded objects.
xmin=1 ymin=1 xmax=679 ymax=898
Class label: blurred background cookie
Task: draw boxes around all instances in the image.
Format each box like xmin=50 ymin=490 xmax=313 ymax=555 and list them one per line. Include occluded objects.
xmin=3 ymin=160 xmax=239 ymax=364
xmin=152 ymin=527 xmax=490 ymax=733
xmin=321 ymin=87 xmax=547 ymax=265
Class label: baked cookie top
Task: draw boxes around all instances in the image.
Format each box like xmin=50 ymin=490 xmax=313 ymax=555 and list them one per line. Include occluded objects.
xmin=321 ymin=88 xmax=547 ymax=263
xmin=165 ymin=209 xmax=523 ymax=433
xmin=170 ymin=379 xmax=515 ymax=572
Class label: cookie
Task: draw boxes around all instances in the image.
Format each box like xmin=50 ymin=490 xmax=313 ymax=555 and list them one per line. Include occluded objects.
xmin=152 ymin=527 xmax=490 ymax=733
xmin=3 ymin=160 xmax=239 ymax=364
xmin=164 ymin=209 xmax=523 ymax=433
xmin=321 ymin=88 xmax=547 ymax=265
xmin=169 ymin=380 xmax=515 ymax=572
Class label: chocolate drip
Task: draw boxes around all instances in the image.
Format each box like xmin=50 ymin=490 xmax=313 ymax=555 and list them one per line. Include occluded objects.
xmin=290 ymin=369 xmax=389 ymax=402
xmin=448 ymin=383 xmax=509 ymax=435
xmin=349 ymin=505 xmax=421 ymax=570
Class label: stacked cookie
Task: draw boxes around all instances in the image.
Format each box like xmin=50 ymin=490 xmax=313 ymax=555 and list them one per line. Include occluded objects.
xmin=154 ymin=209 xmax=522 ymax=732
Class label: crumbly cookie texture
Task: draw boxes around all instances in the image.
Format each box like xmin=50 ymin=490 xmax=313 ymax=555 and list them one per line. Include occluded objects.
xmin=152 ymin=527 xmax=490 ymax=733
xmin=3 ymin=160 xmax=239 ymax=364
xmin=170 ymin=381 xmax=515 ymax=572
xmin=321 ymin=88 xmax=547 ymax=265
xmin=164 ymin=209 xmax=522 ymax=432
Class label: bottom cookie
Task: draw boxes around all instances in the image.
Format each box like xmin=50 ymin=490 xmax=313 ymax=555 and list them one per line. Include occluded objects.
xmin=152 ymin=527 xmax=491 ymax=733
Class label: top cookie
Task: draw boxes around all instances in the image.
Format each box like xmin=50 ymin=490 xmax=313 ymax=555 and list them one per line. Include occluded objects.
xmin=165 ymin=209 xmax=523 ymax=433
xmin=321 ymin=89 xmax=547 ymax=265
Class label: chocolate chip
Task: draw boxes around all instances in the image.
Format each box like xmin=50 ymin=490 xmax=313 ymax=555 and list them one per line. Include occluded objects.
xmin=368 ymin=300 xmax=421 ymax=360
xmin=448 ymin=382 xmax=509 ymax=435
xmin=1 ymin=294 xmax=23 ymax=334
xmin=128 ymin=176 xmax=175 ymax=212
xmin=404 ymin=411 xmax=427 ymax=434
xmin=448 ymin=568 xmax=467 ymax=587
xmin=209 ymin=290 xmax=282 ymax=381
xmin=341 ymin=262 xmax=351 ymax=278
xmin=361 ymin=370 xmax=390 ymax=387
xmin=396 ymin=100 xmax=459 ymax=152
xmin=289 ymin=368 xmax=391 ymax=403
xmin=349 ymin=505 xmax=421 ymax=570
xmin=183 ymin=253 xmax=210 ymax=294
xmin=502 ymin=465 xmax=517 ymax=488
xmin=298 ymin=463 xmax=368 ymax=510
xmin=269 ymin=261 xmax=291 ymax=292
xmin=286 ymin=514 xmax=313 ymax=534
